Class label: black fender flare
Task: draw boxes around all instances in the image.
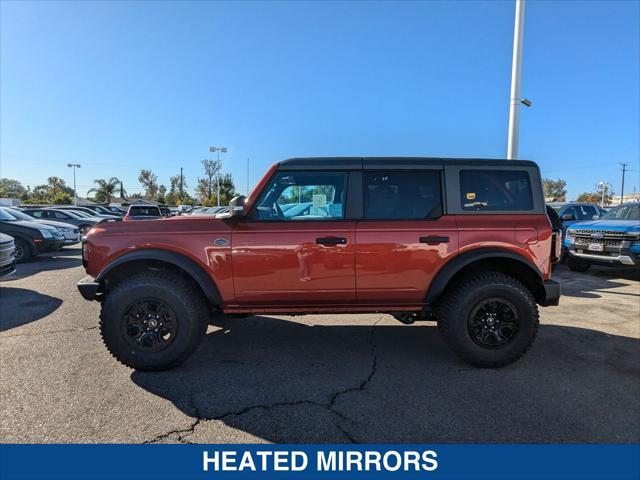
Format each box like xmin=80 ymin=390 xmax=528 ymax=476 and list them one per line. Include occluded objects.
xmin=425 ymin=248 xmax=543 ymax=304
xmin=96 ymin=249 xmax=222 ymax=306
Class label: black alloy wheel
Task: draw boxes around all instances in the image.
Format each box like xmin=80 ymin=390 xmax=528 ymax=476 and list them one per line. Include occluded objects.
xmin=468 ymin=298 xmax=519 ymax=348
xmin=121 ymin=298 xmax=178 ymax=352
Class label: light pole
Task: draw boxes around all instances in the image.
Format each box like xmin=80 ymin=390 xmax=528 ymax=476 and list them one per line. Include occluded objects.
xmin=67 ymin=163 xmax=81 ymax=205
xmin=506 ymin=0 xmax=532 ymax=160
xmin=209 ymin=147 xmax=227 ymax=206
xmin=598 ymin=181 xmax=609 ymax=208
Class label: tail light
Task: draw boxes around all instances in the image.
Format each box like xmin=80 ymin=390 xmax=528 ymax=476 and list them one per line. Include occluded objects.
xmin=551 ymin=229 xmax=562 ymax=264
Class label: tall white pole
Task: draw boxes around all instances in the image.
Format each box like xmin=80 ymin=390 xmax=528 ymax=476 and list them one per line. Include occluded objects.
xmin=216 ymin=150 xmax=221 ymax=207
xmin=73 ymin=167 xmax=77 ymax=206
xmin=507 ymin=0 xmax=526 ymax=160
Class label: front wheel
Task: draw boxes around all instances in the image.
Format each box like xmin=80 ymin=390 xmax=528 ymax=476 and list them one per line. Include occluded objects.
xmin=14 ymin=238 xmax=33 ymax=263
xmin=99 ymin=271 xmax=209 ymax=370
xmin=437 ymin=272 xmax=539 ymax=368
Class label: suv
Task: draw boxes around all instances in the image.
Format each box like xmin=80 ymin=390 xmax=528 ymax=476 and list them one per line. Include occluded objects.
xmin=78 ymin=158 xmax=561 ymax=370
xmin=564 ymin=202 xmax=640 ymax=271
xmin=0 ymin=233 xmax=17 ymax=279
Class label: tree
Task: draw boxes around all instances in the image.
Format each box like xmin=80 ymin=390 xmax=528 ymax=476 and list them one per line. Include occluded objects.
xmin=218 ymin=173 xmax=236 ymax=206
xmin=0 ymin=178 xmax=27 ymax=198
xmin=200 ymin=159 xmax=220 ymax=200
xmin=88 ymin=177 xmax=121 ymax=203
xmin=46 ymin=177 xmax=73 ymax=197
xmin=543 ymin=178 xmax=567 ymax=202
xmin=52 ymin=191 xmax=73 ymax=204
xmin=166 ymin=173 xmax=187 ymax=205
xmin=576 ymin=183 xmax=615 ymax=207
xmin=157 ymin=185 xmax=167 ymax=204
xmin=138 ymin=169 xmax=159 ymax=200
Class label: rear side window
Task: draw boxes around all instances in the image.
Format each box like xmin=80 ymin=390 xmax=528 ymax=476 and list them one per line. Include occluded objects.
xmin=460 ymin=170 xmax=533 ymax=211
xmin=363 ymin=171 xmax=442 ymax=220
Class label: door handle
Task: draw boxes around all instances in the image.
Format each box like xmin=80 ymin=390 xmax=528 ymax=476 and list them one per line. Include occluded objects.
xmin=316 ymin=237 xmax=347 ymax=246
xmin=419 ymin=236 xmax=449 ymax=245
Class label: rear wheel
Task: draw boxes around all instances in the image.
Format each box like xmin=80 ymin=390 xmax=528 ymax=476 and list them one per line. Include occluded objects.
xmin=567 ymin=255 xmax=590 ymax=272
xmin=437 ymin=272 xmax=539 ymax=368
xmin=100 ymin=271 xmax=209 ymax=370
xmin=14 ymin=238 xmax=33 ymax=263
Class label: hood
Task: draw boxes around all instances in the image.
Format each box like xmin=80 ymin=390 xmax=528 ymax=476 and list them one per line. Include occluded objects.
xmin=567 ymin=219 xmax=640 ymax=233
xmin=32 ymin=219 xmax=78 ymax=230
xmin=91 ymin=215 xmax=231 ymax=235
xmin=9 ymin=220 xmax=58 ymax=231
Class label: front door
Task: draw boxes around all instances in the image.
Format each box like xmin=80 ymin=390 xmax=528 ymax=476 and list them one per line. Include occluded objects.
xmin=232 ymin=170 xmax=356 ymax=306
xmin=355 ymin=170 xmax=458 ymax=305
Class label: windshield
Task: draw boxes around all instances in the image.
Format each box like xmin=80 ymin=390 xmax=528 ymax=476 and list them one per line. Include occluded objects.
xmin=5 ymin=208 xmax=32 ymax=221
xmin=0 ymin=209 xmax=17 ymax=221
xmin=67 ymin=210 xmax=91 ymax=218
xmin=602 ymin=203 xmax=640 ymax=221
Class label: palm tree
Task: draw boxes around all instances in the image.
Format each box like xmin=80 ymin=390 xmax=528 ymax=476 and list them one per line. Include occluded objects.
xmin=88 ymin=177 xmax=121 ymax=203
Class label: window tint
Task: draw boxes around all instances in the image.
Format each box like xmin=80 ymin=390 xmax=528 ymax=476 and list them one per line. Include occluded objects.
xmin=580 ymin=205 xmax=598 ymax=220
xmin=253 ymin=171 xmax=347 ymax=221
xmin=563 ymin=206 xmax=578 ymax=219
xmin=363 ymin=171 xmax=442 ymax=220
xmin=129 ymin=206 xmax=161 ymax=217
xmin=460 ymin=170 xmax=533 ymax=211
xmin=53 ymin=211 xmax=69 ymax=219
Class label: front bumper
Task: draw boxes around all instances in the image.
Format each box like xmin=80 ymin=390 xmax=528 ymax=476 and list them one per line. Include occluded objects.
xmin=35 ymin=238 xmax=65 ymax=253
xmin=568 ymin=250 xmax=639 ymax=267
xmin=540 ymin=279 xmax=561 ymax=307
xmin=77 ymin=275 xmax=100 ymax=301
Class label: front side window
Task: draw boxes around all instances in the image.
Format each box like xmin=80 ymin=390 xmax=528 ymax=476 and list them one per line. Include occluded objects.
xmin=253 ymin=171 xmax=347 ymax=221
xmin=460 ymin=170 xmax=533 ymax=211
xmin=363 ymin=171 xmax=442 ymax=220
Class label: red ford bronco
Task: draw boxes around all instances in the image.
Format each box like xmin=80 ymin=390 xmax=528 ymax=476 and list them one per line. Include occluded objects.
xmin=78 ymin=158 xmax=561 ymax=370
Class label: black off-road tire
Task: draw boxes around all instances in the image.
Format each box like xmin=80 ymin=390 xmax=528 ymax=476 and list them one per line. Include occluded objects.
xmin=567 ymin=255 xmax=590 ymax=272
xmin=437 ymin=272 xmax=539 ymax=368
xmin=99 ymin=271 xmax=209 ymax=371
xmin=14 ymin=238 xmax=33 ymax=263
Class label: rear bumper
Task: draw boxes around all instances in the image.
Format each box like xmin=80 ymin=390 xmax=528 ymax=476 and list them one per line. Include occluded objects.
xmin=540 ymin=279 xmax=561 ymax=307
xmin=77 ymin=275 xmax=100 ymax=301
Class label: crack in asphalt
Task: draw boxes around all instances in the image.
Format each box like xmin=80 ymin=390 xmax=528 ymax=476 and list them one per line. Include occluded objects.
xmin=143 ymin=320 xmax=381 ymax=444
xmin=0 ymin=325 xmax=98 ymax=338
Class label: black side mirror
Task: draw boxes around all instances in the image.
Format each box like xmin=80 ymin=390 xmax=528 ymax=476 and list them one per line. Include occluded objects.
xmin=562 ymin=213 xmax=576 ymax=221
xmin=228 ymin=195 xmax=246 ymax=218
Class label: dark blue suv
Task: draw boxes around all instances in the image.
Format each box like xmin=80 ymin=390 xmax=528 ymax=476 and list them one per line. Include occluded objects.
xmin=564 ymin=202 xmax=640 ymax=271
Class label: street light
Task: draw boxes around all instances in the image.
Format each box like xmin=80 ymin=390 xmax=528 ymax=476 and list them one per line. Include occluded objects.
xmin=209 ymin=147 xmax=227 ymax=206
xmin=67 ymin=163 xmax=81 ymax=206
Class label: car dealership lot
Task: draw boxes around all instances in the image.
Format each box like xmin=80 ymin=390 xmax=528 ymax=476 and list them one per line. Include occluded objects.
xmin=1 ymin=247 xmax=638 ymax=444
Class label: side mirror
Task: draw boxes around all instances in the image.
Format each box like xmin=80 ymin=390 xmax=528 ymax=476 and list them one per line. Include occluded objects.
xmin=228 ymin=195 xmax=246 ymax=218
xmin=562 ymin=213 xmax=575 ymax=221
xmin=592 ymin=215 xmax=600 ymax=220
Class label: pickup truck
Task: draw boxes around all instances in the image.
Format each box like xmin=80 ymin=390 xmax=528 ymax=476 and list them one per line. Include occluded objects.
xmin=78 ymin=157 xmax=561 ymax=370
xmin=564 ymin=202 xmax=640 ymax=271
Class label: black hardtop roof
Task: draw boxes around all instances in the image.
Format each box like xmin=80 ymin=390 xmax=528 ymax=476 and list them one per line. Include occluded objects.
xmin=278 ymin=157 xmax=538 ymax=170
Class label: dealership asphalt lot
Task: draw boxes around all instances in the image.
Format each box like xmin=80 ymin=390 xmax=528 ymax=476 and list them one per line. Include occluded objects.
xmin=1 ymin=247 xmax=639 ymax=444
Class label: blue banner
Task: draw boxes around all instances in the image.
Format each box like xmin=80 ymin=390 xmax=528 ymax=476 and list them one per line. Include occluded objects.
xmin=1 ymin=444 xmax=638 ymax=480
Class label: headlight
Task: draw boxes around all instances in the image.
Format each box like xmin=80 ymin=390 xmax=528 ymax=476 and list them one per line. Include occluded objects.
xmin=39 ymin=229 xmax=53 ymax=238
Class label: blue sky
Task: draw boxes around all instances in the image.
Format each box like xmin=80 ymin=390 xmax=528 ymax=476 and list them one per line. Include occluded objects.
xmin=1 ymin=0 xmax=638 ymax=200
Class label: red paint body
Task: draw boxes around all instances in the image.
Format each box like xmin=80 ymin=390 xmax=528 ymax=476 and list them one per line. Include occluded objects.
xmin=83 ymin=212 xmax=552 ymax=313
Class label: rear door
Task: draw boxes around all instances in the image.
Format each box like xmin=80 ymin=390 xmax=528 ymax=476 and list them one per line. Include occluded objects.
xmin=232 ymin=170 xmax=356 ymax=306
xmin=355 ymin=168 xmax=458 ymax=305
